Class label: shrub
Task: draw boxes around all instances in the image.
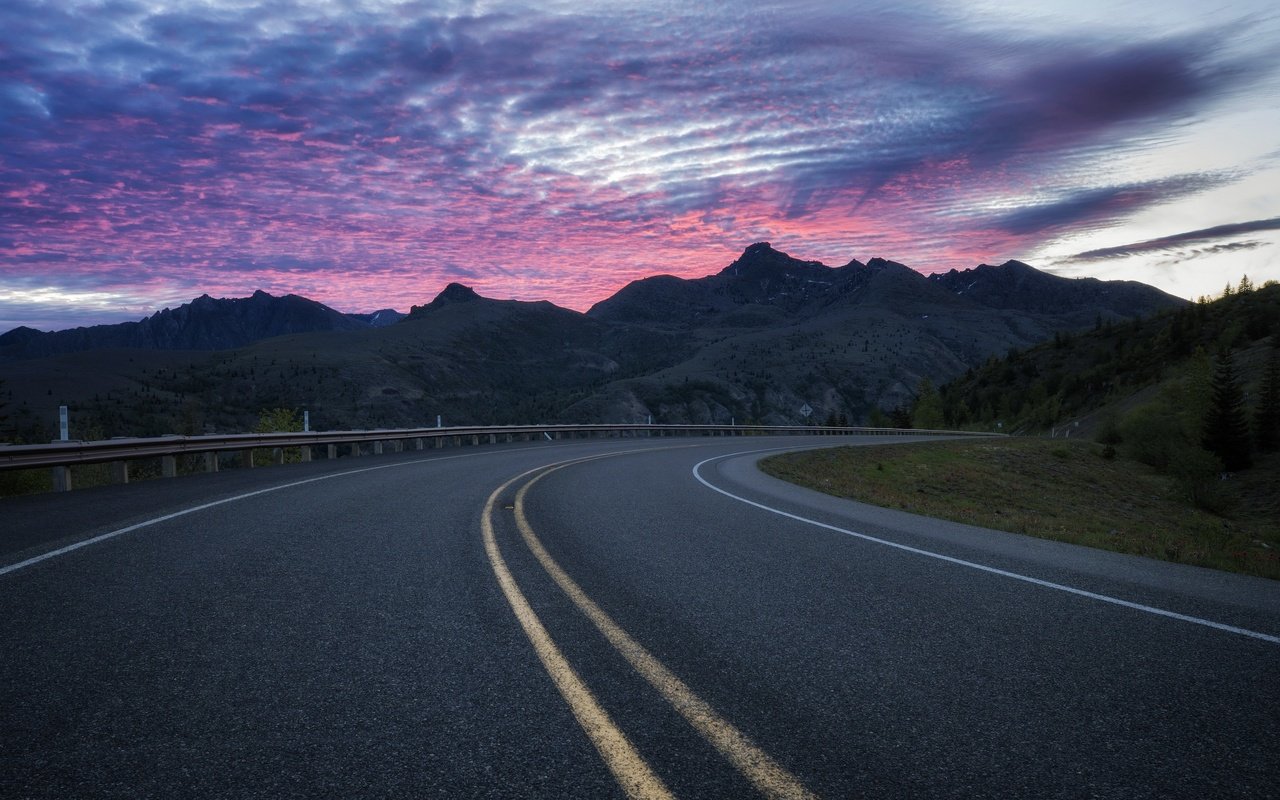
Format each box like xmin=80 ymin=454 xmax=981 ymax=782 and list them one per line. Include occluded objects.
xmin=1095 ymin=414 xmax=1123 ymax=446
xmin=1168 ymin=445 xmax=1229 ymax=514
xmin=1119 ymin=403 xmax=1185 ymax=471
xmin=253 ymin=407 xmax=305 ymax=465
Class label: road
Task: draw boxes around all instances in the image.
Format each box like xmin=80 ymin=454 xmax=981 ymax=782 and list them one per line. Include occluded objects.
xmin=2 ymin=435 xmax=1278 ymax=798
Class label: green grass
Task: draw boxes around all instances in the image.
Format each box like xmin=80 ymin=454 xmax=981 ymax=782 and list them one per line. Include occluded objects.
xmin=761 ymin=438 xmax=1280 ymax=580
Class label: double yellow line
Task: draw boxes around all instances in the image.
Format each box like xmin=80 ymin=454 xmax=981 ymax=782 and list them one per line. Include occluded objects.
xmin=481 ymin=454 xmax=817 ymax=800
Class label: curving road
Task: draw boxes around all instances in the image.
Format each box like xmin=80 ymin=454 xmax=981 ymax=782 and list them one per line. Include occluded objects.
xmin=2 ymin=435 xmax=1278 ymax=799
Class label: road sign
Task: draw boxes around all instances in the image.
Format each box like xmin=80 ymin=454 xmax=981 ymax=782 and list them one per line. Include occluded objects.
xmin=799 ymin=403 xmax=813 ymax=418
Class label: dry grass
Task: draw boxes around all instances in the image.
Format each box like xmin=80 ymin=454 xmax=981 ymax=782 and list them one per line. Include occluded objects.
xmin=761 ymin=438 xmax=1280 ymax=580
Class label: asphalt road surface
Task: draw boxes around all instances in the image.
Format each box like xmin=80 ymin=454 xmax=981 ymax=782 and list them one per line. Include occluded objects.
xmin=3 ymin=435 xmax=1278 ymax=799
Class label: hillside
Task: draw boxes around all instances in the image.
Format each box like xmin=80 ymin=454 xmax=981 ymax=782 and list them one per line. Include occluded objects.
xmin=0 ymin=291 xmax=399 ymax=361
xmin=0 ymin=245 xmax=1187 ymax=441
xmin=931 ymin=281 xmax=1279 ymax=435
xmin=768 ymin=282 xmax=1280 ymax=573
xmin=929 ymin=260 xmax=1184 ymax=327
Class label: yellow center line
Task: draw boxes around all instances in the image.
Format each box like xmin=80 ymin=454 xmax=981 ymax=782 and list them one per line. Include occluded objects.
xmin=481 ymin=469 xmax=675 ymax=800
xmin=513 ymin=459 xmax=819 ymax=800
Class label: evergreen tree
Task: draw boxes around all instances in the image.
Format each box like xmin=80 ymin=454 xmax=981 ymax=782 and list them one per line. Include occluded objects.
xmin=1175 ymin=348 xmax=1213 ymax=442
xmin=912 ymin=378 xmax=945 ymax=429
xmin=1256 ymin=342 xmax=1280 ymax=452
xmin=889 ymin=404 xmax=913 ymax=429
xmin=1202 ymin=349 xmax=1252 ymax=470
xmin=0 ymin=378 xmax=10 ymax=441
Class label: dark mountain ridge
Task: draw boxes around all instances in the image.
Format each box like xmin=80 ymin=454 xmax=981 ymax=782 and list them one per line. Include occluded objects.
xmin=586 ymin=242 xmax=873 ymax=326
xmin=929 ymin=260 xmax=1184 ymax=321
xmin=588 ymin=244 xmax=1184 ymax=331
xmin=0 ymin=291 xmax=401 ymax=362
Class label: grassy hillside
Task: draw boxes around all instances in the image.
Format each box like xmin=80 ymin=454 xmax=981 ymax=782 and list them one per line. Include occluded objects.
xmin=762 ymin=439 xmax=1279 ymax=578
xmin=757 ymin=281 xmax=1280 ymax=577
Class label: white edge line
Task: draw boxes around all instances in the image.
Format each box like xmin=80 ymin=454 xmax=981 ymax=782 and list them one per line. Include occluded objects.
xmin=692 ymin=450 xmax=1280 ymax=646
xmin=1 ymin=445 xmax=577 ymax=579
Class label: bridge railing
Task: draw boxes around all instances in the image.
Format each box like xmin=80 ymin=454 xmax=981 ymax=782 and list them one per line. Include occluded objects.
xmin=0 ymin=423 xmax=997 ymax=492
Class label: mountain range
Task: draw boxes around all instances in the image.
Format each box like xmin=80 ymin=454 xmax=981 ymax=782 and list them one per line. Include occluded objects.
xmin=0 ymin=244 xmax=1186 ymax=437
xmin=0 ymin=291 xmax=405 ymax=361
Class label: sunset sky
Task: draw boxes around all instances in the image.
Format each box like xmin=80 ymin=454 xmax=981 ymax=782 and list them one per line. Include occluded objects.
xmin=2 ymin=0 xmax=1278 ymax=331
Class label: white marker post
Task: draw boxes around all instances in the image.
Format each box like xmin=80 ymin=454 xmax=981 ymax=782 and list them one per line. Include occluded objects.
xmin=52 ymin=405 xmax=71 ymax=491
xmin=303 ymin=410 xmax=310 ymax=432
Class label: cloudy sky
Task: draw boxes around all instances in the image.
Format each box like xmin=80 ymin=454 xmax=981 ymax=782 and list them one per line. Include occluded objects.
xmin=2 ymin=0 xmax=1278 ymax=330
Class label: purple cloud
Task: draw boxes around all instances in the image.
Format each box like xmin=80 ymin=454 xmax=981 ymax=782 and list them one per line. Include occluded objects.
xmin=1 ymin=0 xmax=1276 ymax=328
xmin=989 ymin=175 xmax=1228 ymax=236
xmin=1069 ymin=217 xmax=1280 ymax=260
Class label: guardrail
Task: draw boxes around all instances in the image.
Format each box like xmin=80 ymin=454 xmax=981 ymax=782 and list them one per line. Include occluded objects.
xmin=0 ymin=423 xmax=997 ymax=492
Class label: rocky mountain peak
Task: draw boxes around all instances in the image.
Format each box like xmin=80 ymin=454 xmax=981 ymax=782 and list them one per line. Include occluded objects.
xmin=718 ymin=242 xmax=829 ymax=280
xmin=432 ymin=283 xmax=480 ymax=305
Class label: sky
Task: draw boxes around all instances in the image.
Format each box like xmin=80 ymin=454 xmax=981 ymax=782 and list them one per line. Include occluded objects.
xmin=2 ymin=0 xmax=1278 ymax=331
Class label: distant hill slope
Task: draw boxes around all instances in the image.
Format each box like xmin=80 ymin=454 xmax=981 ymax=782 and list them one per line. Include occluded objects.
xmin=0 ymin=291 xmax=397 ymax=361
xmin=931 ymin=282 xmax=1279 ymax=435
xmin=929 ymin=260 xmax=1186 ymax=324
xmin=347 ymin=308 xmax=406 ymax=327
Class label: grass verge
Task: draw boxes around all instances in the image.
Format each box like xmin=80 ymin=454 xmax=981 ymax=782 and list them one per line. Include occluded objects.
xmin=760 ymin=438 xmax=1280 ymax=580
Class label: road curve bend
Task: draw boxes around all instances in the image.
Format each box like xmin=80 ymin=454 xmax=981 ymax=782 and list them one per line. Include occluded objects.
xmin=3 ymin=435 xmax=1277 ymax=799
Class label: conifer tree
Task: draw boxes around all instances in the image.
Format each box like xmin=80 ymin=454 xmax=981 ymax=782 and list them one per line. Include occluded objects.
xmin=1256 ymin=341 xmax=1280 ymax=452
xmin=0 ymin=378 xmax=10 ymax=441
xmin=1202 ymin=349 xmax=1252 ymax=470
xmin=912 ymin=378 xmax=945 ymax=429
